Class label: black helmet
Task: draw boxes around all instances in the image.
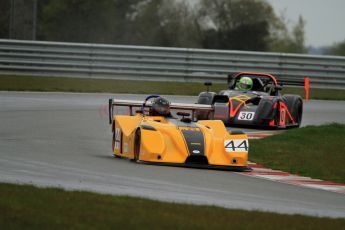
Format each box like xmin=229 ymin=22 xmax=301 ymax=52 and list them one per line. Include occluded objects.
xmin=150 ymin=97 xmax=170 ymax=116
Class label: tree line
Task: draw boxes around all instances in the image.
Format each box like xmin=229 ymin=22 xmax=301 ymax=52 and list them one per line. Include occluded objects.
xmin=0 ymin=0 xmax=325 ymax=54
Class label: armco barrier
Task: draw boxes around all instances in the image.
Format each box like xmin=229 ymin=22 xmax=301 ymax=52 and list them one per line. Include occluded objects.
xmin=0 ymin=39 xmax=345 ymax=89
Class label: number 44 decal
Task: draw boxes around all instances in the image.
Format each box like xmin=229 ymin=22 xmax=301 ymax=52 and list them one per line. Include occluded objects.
xmin=224 ymin=139 xmax=249 ymax=152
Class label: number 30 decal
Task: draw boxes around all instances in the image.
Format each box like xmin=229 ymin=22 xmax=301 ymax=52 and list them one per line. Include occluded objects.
xmin=238 ymin=112 xmax=255 ymax=121
xmin=224 ymin=139 xmax=249 ymax=152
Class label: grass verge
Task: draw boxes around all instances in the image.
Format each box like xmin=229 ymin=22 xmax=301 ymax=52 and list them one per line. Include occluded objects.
xmin=1 ymin=75 xmax=345 ymax=100
xmin=249 ymin=123 xmax=345 ymax=183
xmin=1 ymin=183 xmax=344 ymax=230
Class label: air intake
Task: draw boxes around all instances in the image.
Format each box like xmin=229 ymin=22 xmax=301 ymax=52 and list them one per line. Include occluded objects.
xmin=185 ymin=155 xmax=208 ymax=165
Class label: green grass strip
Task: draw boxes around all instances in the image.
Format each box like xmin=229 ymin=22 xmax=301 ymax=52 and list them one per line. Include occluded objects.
xmin=1 ymin=75 xmax=345 ymax=100
xmin=1 ymin=183 xmax=344 ymax=230
xmin=250 ymin=123 xmax=345 ymax=183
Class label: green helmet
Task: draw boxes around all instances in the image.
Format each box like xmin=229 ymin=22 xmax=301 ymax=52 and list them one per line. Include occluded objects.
xmin=237 ymin=76 xmax=253 ymax=91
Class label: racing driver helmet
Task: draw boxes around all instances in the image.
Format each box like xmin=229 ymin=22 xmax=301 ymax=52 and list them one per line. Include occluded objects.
xmin=237 ymin=76 xmax=253 ymax=91
xmin=150 ymin=97 xmax=171 ymax=116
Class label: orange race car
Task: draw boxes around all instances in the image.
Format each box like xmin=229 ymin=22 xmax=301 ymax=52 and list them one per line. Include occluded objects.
xmin=108 ymin=95 xmax=250 ymax=171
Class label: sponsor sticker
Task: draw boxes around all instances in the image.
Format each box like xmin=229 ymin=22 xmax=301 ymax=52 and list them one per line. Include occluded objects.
xmin=237 ymin=111 xmax=255 ymax=121
xmin=191 ymin=142 xmax=201 ymax=146
xmin=281 ymin=108 xmax=285 ymax=123
xmin=115 ymin=128 xmax=121 ymax=141
xmin=179 ymin=127 xmax=200 ymax=131
xmin=114 ymin=128 xmax=121 ymax=150
xmin=224 ymin=139 xmax=249 ymax=152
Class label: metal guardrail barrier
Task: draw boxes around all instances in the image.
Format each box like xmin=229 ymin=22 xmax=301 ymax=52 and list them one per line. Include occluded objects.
xmin=0 ymin=39 xmax=345 ymax=89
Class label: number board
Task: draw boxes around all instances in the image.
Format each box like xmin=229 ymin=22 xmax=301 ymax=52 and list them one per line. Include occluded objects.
xmin=224 ymin=139 xmax=249 ymax=152
xmin=237 ymin=111 xmax=255 ymax=121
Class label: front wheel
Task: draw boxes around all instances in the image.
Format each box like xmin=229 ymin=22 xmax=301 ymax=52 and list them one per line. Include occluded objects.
xmin=133 ymin=129 xmax=141 ymax=162
xmin=112 ymin=122 xmax=122 ymax=158
xmin=112 ymin=130 xmax=121 ymax=158
xmin=112 ymin=131 xmax=116 ymax=151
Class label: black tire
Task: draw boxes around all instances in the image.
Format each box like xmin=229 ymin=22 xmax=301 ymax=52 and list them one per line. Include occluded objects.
xmin=273 ymin=107 xmax=281 ymax=128
xmin=112 ymin=123 xmax=121 ymax=158
xmin=283 ymin=95 xmax=303 ymax=127
xmin=133 ymin=129 xmax=141 ymax=162
xmin=255 ymin=98 xmax=277 ymax=125
xmin=293 ymin=99 xmax=303 ymax=127
xmin=112 ymin=131 xmax=116 ymax=151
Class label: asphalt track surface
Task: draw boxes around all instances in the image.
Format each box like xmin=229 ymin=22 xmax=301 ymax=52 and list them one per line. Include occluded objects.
xmin=1 ymin=92 xmax=345 ymax=218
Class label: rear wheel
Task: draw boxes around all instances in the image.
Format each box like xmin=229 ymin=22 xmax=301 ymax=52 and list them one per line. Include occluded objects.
xmin=133 ymin=129 xmax=141 ymax=162
xmin=283 ymin=95 xmax=303 ymax=127
xmin=292 ymin=99 xmax=303 ymax=126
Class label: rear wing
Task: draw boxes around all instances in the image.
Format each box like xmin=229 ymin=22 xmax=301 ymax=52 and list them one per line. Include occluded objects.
xmin=278 ymin=77 xmax=310 ymax=101
xmin=278 ymin=79 xmax=304 ymax=86
xmin=108 ymin=99 xmax=214 ymax=124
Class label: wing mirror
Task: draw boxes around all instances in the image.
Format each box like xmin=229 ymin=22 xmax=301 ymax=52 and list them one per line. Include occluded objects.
xmin=177 ymin=112 xmax=190 ymax=117
xmin=204 ymin=81 xmax=212 ymax=92
xmin=275 ymin=85 xmax=283 ymax=90
xmin=177 ymin=112 xmax=191 ymax=123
